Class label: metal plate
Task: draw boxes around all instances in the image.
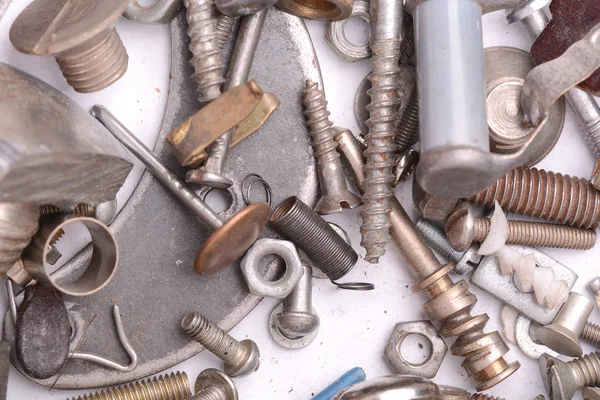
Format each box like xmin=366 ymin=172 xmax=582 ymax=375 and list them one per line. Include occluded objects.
xmin=2 ymin=8 xmax=320 ymax=389
xmin=470 ymin=245 xmax=578 ymax=326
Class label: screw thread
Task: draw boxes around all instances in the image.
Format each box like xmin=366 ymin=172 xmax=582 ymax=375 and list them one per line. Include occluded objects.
xmin=185 ymin=0 xmax=225 ymax=102
xmin=415 ymin=219 xmax=463 ymax=264
xmin=394 ymin=91 xmax=419 ymax=154
xmin=469 ymin=166 xmax=600 ymax=229
xmin=70 ymin=371 xmax=191 ymax=399
xmin=181 ymin=312 xmax=247 ymax=367
xmin=56 ymin=29 xmax=128 ymax=93
xmin=583 ymin=322 xmax=600 ymax=347
xmin=271 ymin=197 xmax=358 ymax=281
xmin=40 ymin=204 xmax=96 ymax=217
xmin=472 ymin=218 xmax=596 ymax=250
xmin=215 ymin=14 xmax=237 ymax=50
xmin=564 ymin=88 xmax=600 ymax=157
xmin=361 ymin=38 xmax=402 ymax=263
xmin=192 ymin=386 xmax=227 ymax=400
xmin=568 ymin=351 xmax=600 ymax=388
xmin=303 ymin=80 xmax=340 ymax=164
xmin=583 ymin=118 xmax=600 ymax=157
xmin=0 ymin=203 xmax=39 ymax=274
xmin=471 ymin=394 xmax=505 ymax=400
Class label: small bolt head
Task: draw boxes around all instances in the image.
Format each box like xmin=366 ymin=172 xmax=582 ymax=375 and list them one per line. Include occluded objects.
xmin=195 ymin=369 xmax=238 ymax=400
xmin=445 ymin=202 xmax=476 ymax=252
xmin=536 ymin=324 xmax=583 ymax=357
xmin=224 ymin=339 xmax=260 ymax=377
xmin=275 ymin=310 xmax=320 ymax=338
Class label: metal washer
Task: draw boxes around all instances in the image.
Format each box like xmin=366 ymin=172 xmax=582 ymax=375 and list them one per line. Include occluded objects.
xmin=268 ymin=303 xmax=319 ymax=349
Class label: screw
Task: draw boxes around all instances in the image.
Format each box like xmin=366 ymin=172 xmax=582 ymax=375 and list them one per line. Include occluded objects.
xmin=216 ymin=14 xmax=238 ymax=50
xmin=193 ymin=369 xmax=238 ymax=400
xmin=181 ymin=312 xmax=260 ymax=377
xmin=546 ymin=351 xmax=600 ymax=400
xmin=445 ymin=202 xmax=597 ymax=252
xmin=92 ymin=105 xmax=270 ymax=275
xmin=415 ymin=218 xmax=482 ymax=275
xmin=394 ymin=91 xmax=419 ymax=154
xmin=302 ymin=83 xmax=361 ymax=214
xmin=10 ymin=0 xmax=128 ymax=93
xmin=469 ymin=166 xmax=600 ymax=230
xmin=360 ymin=0 xmax=404 ymax=263
xmin=270 ymin=264 xmax=320 ymax=348
xmin=270 ymin=196 xmax=358 ymax=282
xmin=335 ymin=130 xmax=519 ymax=391
xmin=70 ymin=371 xmax=192 ymax=400
xmin=0 ymin=203 xmax=39 ymax=278
xmin=189 ymin=9 xmax=267 ymax=188
xmin=40 ymin=200 xmax=118 ymax=226
xmin=510 ymin=2 xmax=600 ymax=156
xmin=185 ymin=0 xmax=225 ymax=103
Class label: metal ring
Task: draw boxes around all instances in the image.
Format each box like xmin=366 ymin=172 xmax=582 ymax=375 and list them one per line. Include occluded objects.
xmin=241 ymin=173 xmax=273 ymax=208
xmin=333 ymin=281 xmax=375 ymax=291
xmin=325 ymin=0 xmax=371 ymax=62
xmin=515 ymin=314 xmax=560 ymax=359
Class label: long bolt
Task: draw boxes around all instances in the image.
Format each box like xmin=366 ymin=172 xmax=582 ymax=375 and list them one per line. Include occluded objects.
xmin=394 ymin=91 xmax=419 ymax=154
xmin=335 ymin=129 xmax=519 ymax=391
xmin=70 ymin=372 xmax=191 ymax=400
xmin=303 ymin=82 xmax=361 ymax=214
xmin=445 ymin=202 xmax=596 ymax=252
xmin=415 ymin=218 xmax=482 ymax=275
xmin=360 ymin=0 xmax=403 ymax=263
xmin=181 ymin=312 xmax=260 ymax=377
xmin=513 ymin=3 xmax=600 ymax=156
xmin=547 ymin=351 xmax=600 ymax=400
xmin=469 ymin=166 xmax=600 ymax=230
xmin=190 ymin=9 xmax=267 ymax=188
xmin=185 ymin=0 xmax=225 ymax=103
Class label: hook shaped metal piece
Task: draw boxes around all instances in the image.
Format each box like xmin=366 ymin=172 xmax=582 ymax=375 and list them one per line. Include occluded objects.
xmin=6 ymin=279 xmax=138 ymax=373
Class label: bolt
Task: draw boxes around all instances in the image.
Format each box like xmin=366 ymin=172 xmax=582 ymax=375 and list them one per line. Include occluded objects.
xmin=189 ymin=9 xmax=267 ymax=188
xmin=546 ymin=351 xmax=600 ymax=400
xmin=469 ymin=166 xmax=600 ymax=230
xmin=10 ymin=0 xmax=129 ymax=93
xmin=302 ymin=84 xmax=361 ymax=214
xmin=445 ymin=202 xmax=597 ymax=252
xmin=509 ymin=2 xmax=600 ymax=156
xmin=415 ymin=218 xmax=482 ymax=275
xmin=359 ymin=0 xmax=404 ymax=264
xmin=270 ymin=196 xmax=358 ymax=281
xmin=270 ymin=264 xmax=320 ymax=348
xmin=70 ymin=371 xmax=192 ymax=400
xmin=40 ymin=200 xmax=118 ymax=225
xmin=335 ymin=130 xmax=519 ymax=391
xmin=182 ymin=312 xmax=260 ymax=377
xmin=92 ymin=105 xmax=270 ymax=275
xmin=395 ymin=91 xmax=419 ymax=154
xmin=185 ymin=0 xmax=225 ymax=103
xmin=193 ymin=369 xmax=238 ymax=400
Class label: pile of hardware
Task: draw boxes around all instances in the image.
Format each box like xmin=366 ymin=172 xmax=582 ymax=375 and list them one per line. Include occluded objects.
xmin=0 ymin=0 xmax=599 ymax=398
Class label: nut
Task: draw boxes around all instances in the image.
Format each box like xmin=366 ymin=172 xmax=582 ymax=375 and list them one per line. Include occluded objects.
xmin=325 ymin=0 xmax=371 ymax=62
xmin=383 ymin=320 xmax=448 ymax=378
xmin=241 ymin=239 xmax=304 ymax=299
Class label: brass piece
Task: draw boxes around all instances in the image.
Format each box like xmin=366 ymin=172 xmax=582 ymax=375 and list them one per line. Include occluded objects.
xmin=194 ymin=202 xmax=271 ymax=275
xmin=276 ymin=0 xmax=353 ymax=21
xmin=10 ymin=0 xmax=129 ymax=93
xmin=167 ymin=80 xmax=266 ymax=168
xmin=70 ymin=372 xmax=192 ymax=399
xmin=469 ymin=166 xmax=600 ymax=230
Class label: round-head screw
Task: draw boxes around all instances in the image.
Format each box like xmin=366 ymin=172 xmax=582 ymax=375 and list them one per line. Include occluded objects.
xmin=194 ymin=369 xmax=238 ymax=400
xmin=445 ymin=202 xmax=476 ymax=252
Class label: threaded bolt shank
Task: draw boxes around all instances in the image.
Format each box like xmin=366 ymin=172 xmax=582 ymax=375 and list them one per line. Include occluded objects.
xmin=303 ymin=81 xmax=339 ymax=164
xmin=70 ymin=371 xmax=191 ymax=400
xmin=570 ymin=351 xmax=600 ymax=387
xmin=416 ymin=219 xmax=464 ymax=264
xmin=216 ymin=14 xmax=237 ymax=50
xmin=271 ymin=197 xmax=358 ymax=281
xmin=185 ymin=0 xmax=225 ymax=102
xmin=395 ymin=91 xmax=419 ymax=154
xmin=583 ymin=322 xmax=600 ymax=347
xmin=470 ymin=166 xmax=600 ymax=229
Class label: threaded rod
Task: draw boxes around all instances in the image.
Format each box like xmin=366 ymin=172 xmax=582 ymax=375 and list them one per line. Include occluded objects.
xmin=416 ymin=219 xmax=464 ymax=264
xmin=394 ymin=91 xmax=419 ymax=154
xmin=583 ymin=322 xmax=600 ymax=347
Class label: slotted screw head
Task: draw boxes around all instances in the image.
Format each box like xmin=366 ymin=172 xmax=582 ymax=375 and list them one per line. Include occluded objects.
xmin=445 ymin=202 xmax=476 ymax=252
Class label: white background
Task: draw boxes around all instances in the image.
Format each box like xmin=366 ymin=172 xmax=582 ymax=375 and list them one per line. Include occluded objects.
xmin=1 ymin=1 xmax=599 ymax=399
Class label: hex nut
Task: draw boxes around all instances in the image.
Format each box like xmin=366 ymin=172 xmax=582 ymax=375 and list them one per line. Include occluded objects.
xmin=241 ymin=239 xmax=304 ymax=299
xmin=383 ymin=320 xmax=448 ymax=379
xmin=325 ymin=0 xmax=371 ymax=62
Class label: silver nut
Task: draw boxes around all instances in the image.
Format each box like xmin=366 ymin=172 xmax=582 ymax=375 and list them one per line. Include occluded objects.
xmin=241 ymin=239 xmax=304 ymax=299
xmin=383 ymin=320 xmax=448 ymax=378
xmin=325 ymin=0 xmax=371 ymax=63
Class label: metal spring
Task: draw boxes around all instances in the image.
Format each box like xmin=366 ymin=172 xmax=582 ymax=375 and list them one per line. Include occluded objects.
xmin=241 ymin=174 xmax=273 ymax=208
xmin=394 ymin=91 xmax=419 ymax=154
xmin=469 ymin=166 xmax=600 ymax=229
xmin=271 ymin=197 xmax=358 ymax=281
xmin=70 ymin=371 xmax=191 ymax=399
xmin=185 ymin=0 xmax=225 ymax=102
xmin=0 ymin=203 xmax=39 ymax=276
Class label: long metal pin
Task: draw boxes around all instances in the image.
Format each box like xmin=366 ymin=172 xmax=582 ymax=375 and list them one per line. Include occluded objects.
xmin=192 ymin=8 xmax=268 ymax=188
xmin=91 ymin=105 xmax=223 ymax=231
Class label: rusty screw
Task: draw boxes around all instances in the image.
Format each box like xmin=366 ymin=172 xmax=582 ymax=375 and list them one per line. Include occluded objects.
xmin=10 ymin=0 xmax=129 ymax=93
xmin=469 ymin=166 xmax=600 ymax=230
xmin=445 ymin=202 xmax=597 ymax=252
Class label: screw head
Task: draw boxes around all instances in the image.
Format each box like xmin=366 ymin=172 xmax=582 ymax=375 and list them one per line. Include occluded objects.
xmin=445 ymin=202 xmax=476 ymax=252
xmin=195 ymin=369 xmax=238 ymax=400
xmin=536 ymin=324 xmax=583 ymax=357
xmin=224 ymin=339 xmax=260 ymax=377
xmin=551 ymin=361 xmax=579 ymax=400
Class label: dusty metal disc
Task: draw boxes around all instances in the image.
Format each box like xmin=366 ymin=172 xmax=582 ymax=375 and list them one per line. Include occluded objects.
xmin=3 ymin=8 xmax=320 ymax=389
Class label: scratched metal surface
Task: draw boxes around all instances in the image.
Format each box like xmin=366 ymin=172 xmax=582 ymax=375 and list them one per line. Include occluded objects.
xmin=2 ymin=7 xmax=321 ymax=389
